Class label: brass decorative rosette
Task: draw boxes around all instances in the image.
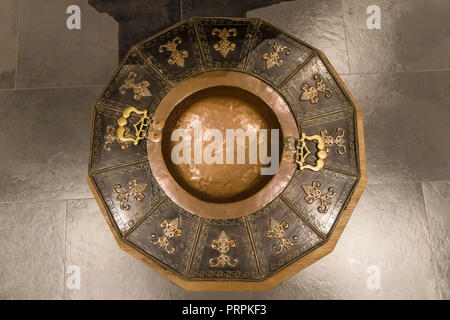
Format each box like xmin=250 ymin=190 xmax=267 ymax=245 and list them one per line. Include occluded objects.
xmin=88 ymin=17 xmax=366 ymax=291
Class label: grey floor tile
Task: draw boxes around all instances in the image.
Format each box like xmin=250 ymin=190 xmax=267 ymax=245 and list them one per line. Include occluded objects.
xmin=422 ymin=180 xmax=450 ymax=299
xmin=247 ymin=0 xmax=350 ymax=74
xmin=341 ymin=71 xmax=450 ymax=184
xmin=254 ymin=183 xmax=440 ymax=299
xmin=0 ymin=87 xmax=101 ymax=202
xmin=16 ymin=0 xmax=118 ymax=88
xmin=0 ymin=0 xmax=19 ymax=88
xmin=65 ymin=199 xmax=256 ymax=299
xmin=342 ymin=0 xmax=450 ymax=73
xmin=0 ymin=201 xmax=65 ymax=299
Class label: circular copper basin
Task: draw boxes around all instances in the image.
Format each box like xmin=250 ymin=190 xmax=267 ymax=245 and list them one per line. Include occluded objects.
xmin=147 ymin=71 xmax=298 ymax=219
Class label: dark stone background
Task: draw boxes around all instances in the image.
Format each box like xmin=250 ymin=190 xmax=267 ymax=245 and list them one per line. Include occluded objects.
xmin=88 ymin=0 xmax=292 ymax=60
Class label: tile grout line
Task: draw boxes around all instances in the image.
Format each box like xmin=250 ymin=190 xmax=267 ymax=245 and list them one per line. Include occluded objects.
xmin=14 ymin=0 xmax=22 ymax=89
xmin=338 ymin=69 xmax=450 ymax=76
xmin=339 ymin=0 xmax=352 ymax=75
xmin=63 ymin=199 xmax=68 ymax=300
xmin=337 ymin=1 xmax=450 ymax=77
xmin=0 ymin=84 xmax=105 ymax=92
xmin=0 ymin=197 xmax=95 ymax=206
xmin=420 ymin=182 xmax=443 ymax=299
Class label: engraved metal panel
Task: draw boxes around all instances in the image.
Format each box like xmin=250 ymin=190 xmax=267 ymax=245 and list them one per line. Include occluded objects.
xmin=299 ymin=109 xmax=358 ymax=175
xmin=247 ymin=197 xmax=322 ymax=277
xmin=126 ymin=198 xmax=200 ymax=276
xmin=281 ymin=54 xmax=352 ymax=120
xmin=99 ymin=49 xmax=170 ymax=113
xmin=136 ymin=21 xmax=205 ymax=85
xmin=189 ymin=218 xmax=259 ymax=280
xmin=195 ymin=17 xmax=257 ymax=70
xmin=91 ymin=161 xmax=165 ymax=235
xmin=281 ymin=168 xmax=357 ymax=238
xmin=245 ymin=21 xmax=314 ymax=87
xmin=90 ymin=105 xmax=148 ymax=171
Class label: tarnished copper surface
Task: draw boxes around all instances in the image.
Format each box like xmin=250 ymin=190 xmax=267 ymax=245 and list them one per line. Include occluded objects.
xmin=165 ymin=86 xmax=279 ymax=202
xmin=147 ymin=71 xmax=298 ymax=219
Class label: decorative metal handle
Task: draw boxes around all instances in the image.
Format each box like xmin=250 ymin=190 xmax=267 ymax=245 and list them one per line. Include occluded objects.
xmin=115 ymin=105 xmax=168 ymax=147
xmin=295 ymin=133 xmax=327 ymax=171
xmin=116 ymin=107 xmax=150 ymax=145
xmin=283 ymin=133 xmax=328 ymax=171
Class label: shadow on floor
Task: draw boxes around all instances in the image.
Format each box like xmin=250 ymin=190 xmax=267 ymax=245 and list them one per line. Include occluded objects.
xmin=88 ymin=0 xmax=291 ymax=61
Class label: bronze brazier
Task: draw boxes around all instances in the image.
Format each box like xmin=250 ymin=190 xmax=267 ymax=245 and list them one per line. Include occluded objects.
xmin=88 ymin=17 xmax=366 ymax=291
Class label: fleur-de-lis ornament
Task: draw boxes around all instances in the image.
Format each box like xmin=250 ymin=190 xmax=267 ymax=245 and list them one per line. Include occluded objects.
xmin=119 ymin=72 xmax=151 ymax=100
xmin=211 ymin=28 xmax=237 ymax=58
xmin=103 ymin=124 xmax=131 ymax=151
xmin=150 ymin=217 xmax=183 ymax=254
xmin=302 ymin=181 xmax=336 ymax=214
xmin=300 ymin=74 xmax=332 ymax=104
xmin=112 ymin=179 xmax=148 ymax=211
xmin=320 ymin=128 xmax=346 ymax=155
xmin=209 ymin=231 xmax=238 ymax=268
xmin=266 ymin=218 xmax=299 ymax=254
xmin=159 ymin=37 xmax=189 ymax=67
xmin=262 ymin=40 xmax=291 ymax=69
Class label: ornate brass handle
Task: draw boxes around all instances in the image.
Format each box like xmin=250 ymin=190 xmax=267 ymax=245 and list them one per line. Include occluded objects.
xmin=117 ymin=107 xmax=150 ymax=145
xmin=116 ymin=107 xmax=163 ymax=145
xmin=296 ymin=133 xmax=327 ymax=171
xmin=283 ymin=133 xmax=327 ymax=171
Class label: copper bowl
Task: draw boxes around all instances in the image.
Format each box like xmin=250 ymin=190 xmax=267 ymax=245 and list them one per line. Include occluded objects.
xmin=148 ymin=71 xmax=298 ymax=219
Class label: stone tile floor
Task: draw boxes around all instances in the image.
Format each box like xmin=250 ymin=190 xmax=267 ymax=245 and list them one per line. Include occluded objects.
xmin=0 ymin=0 xmax=448 ymax=299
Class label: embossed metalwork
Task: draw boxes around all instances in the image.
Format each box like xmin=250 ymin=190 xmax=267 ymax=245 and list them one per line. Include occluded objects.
xmin=119 ymin=72 xmax=152 ymax=100
xmin=321 ymin=128 xmax=346 ymax=155
xmin=150 ymin=217 xmax=183 ymax=254
xmin=266 ymin=218 xmax=299 ymax=254
xmin=295 ymin=133 xmax=328 ymax=171
xmin=158 ymin=37 xmax=189 ymax=67
xmin=211 ymin=27 xmax=237 ymax=58
xmin=103 ymin=124 xmax=130 ymax=151
xmin=116 ymin=107 xmax=151 ymax=145
xmin=300 ymin=74 xmax=332 ymax=104
xmin=302 ymin=181 xmax=336 ymax=214
xmin=209 ymin=231 xmax=238 ymax=267
xmin=112 ymin=179 xmax=148 ymax=211
xmin=262 ymin=40 xmax=291 ymax=69
xmin=88 ymin=17 xmax=365 ymax=288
